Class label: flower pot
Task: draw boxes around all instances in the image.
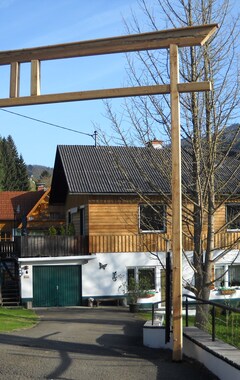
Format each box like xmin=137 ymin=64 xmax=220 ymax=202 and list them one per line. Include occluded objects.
xmin=220 ymin=289 xmax=236 ymax=295
xmin=129 ymin=304 xmax=139 ymax=313
xmin=144 ymin=293 xmax=155 ymax=298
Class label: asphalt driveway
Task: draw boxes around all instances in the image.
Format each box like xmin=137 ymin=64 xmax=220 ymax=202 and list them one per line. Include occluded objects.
xmin=0 ymin=307 xmax=218 ymax=380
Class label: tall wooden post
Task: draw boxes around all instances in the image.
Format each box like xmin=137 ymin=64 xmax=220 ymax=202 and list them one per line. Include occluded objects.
xmin=170 ymin=43 xmax=183 ymax=361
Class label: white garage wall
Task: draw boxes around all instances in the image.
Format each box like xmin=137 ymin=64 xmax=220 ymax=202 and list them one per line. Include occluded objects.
xmin=82 ymin=251 xmax=165 ymax=298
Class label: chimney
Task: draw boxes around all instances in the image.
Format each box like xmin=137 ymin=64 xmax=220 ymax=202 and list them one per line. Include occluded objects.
xmin=146 ymin=139 xmax=163 ymax=149
xmin=36 ymin=183 xmax=45 ymax=191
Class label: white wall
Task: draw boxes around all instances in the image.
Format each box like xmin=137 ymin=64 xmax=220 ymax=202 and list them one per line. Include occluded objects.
xmin=19 ymin=256 xmax=93 ymax=300
xmin=19 ymin=249 xmax=240 ymax=303
xmin=82 ymin=251 xmax=165 ymax=299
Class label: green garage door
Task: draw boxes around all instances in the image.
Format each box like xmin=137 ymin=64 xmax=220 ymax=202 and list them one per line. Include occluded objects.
xmin=33 ymin=265 xmax=82 ymax=307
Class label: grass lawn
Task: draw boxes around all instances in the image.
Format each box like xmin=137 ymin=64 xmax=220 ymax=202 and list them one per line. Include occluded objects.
xmin=0 ymin=307 xmax=38 ymax=332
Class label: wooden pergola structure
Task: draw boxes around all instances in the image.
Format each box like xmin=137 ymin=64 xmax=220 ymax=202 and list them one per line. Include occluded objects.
xmin=0 ymin=24 xmax=218 ymax=361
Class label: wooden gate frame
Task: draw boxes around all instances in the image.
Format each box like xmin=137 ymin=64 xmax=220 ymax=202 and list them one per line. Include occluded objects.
xmin=0 ymin=24 xmax=218 ymax=361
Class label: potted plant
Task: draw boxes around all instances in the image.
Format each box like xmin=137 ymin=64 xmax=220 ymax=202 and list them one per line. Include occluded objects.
xmin=218 ymin=286 xmax=236 ymax=295
xmin=127 ymin=276 xmax=152 ymax=312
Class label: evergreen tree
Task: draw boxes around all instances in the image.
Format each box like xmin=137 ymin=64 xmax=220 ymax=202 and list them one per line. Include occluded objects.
xmin=17 ymin=154 xmax=30 ymax=191
xmin=1 ymin=136 xmax=18 ymax=190
xmin=0 ymin=135 xmax=29 ymax=191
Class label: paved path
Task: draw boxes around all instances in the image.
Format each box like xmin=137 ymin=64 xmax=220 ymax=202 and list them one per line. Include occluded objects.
xmin=0 ymin=307 xmax=218 ymax=379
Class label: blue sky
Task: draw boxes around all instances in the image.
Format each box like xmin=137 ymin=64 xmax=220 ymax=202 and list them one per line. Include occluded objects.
xmin=0 ymin=0 xmax=239 ymax=167
xmin=0 ymin=0 xmax=142 ymax=167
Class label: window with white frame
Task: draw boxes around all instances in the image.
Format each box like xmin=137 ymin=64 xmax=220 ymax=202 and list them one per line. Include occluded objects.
xmin=215 ymin=265 xmax=240 ymax=287
xmin=139 ymin=204 xmax=166 ymax=232
xmin=226 ymin=204 xmax=240 ymax=231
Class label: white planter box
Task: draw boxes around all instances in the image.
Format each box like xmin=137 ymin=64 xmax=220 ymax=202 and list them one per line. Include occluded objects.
xmin=143 ymin=321 xmax=173 ymax=349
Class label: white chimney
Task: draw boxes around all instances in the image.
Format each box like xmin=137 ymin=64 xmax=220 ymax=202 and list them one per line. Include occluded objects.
xmin=147 ymin=139 xmax=163 ymax=149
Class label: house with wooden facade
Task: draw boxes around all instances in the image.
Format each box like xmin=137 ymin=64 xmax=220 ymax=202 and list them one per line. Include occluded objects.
xmin=16 ymin=144 xmax=240 ymax=308
xmin=0 ymin=189 xmax=66 ymax=239
xmin=0 ymin=189 xmax=65 ymax=305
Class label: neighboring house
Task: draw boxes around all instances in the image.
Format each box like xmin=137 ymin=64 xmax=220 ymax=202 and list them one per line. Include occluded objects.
xmin=0 ymin=189 xmax=65 ymax=238
xmin=0 ymin=189 xmax=65 ymax=306
xmin=17 ymin=144 xmax=240 ymax=307
xmin=0 ymin=190 xmax=46 ymax=239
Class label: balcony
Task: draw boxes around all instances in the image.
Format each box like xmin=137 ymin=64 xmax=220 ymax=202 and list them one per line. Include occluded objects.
xmin=0 ymin=232 xmax=239 ymax=258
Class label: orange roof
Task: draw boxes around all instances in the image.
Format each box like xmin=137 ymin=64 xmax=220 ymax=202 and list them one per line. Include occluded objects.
xmin=0 ymin=191 xmax=45 ymax=220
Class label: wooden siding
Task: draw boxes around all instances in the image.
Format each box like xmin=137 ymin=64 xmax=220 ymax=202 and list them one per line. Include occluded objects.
xmin=88 ymin=233 xmax=240 ymax=253
xmin=215 ymin=203 xmax=229 ymax=232
xmin=65 ymin=194 xmax=89 ymax=210
xmin=88 ymin=196 xmax=172 ymax=236
xmin=89 ymin=233 xmax=170 ymax=252
xmin=89 ymin=203 xmax=137 ymax=235
xmin=65 ymin=194 xmax=240 ymax=241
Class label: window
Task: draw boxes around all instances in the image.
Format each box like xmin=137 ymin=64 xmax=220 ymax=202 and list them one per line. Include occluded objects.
xmin=127 ymin=267 xmax=155 ymax=289
xmin=215 ymin=266 xmax=225 ymax=288
xmin=127 ymin=268 xmax=135 ymax=286
xmin=226 ymin=204 xmax=240 ymax=231
xmin=139 ymin=204 xmax=166 ymax=232
xmin=79 ymin=207 xmax=85 ymax=236
xmin=138 ymin=268 xmax=155 ymax=289
xmin=214 ymin=265 xmax=240 ymax=287
xmin=229 ymin=265 xmax=240 ymax=286
xmin=67 ymin=211 xmax=72 ymax=225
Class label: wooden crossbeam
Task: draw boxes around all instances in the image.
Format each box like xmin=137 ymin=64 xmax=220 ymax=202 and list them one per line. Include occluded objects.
xmin=0 ymin=24 xmax=217 ymax=107
xmin=0 ymin=82 xmax=211 ymax=108
xmin=0 ymin=24 xmax=218 ymax=65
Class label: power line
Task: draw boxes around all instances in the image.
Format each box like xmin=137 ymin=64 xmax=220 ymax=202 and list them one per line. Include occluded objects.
xmin=0 ymin=108 xmax=95 ymax=140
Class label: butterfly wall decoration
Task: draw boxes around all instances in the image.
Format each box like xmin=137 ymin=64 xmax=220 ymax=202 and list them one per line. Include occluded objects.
xmin=99 ymin=262 xmax=108 ymax=270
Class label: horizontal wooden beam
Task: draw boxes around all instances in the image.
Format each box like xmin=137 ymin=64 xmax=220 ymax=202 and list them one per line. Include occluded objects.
xmin=0 ymin=24 xmax=218 ymax=65
xmin=0 ymin=82 xmax=211 ymax=107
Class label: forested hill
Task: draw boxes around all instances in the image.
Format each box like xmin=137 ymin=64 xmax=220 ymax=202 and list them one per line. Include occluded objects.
xmin=27 ymin=165 xmax=53 ymax=179
xmin=27 ymin=165 xmax=53 ymax=189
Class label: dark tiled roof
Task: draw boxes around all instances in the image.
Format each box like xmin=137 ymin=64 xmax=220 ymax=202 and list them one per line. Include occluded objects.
xmin=50 ymin=145 xmax=240 ymax=203
xmin=50 ymin=145 xmax=171 ymax=202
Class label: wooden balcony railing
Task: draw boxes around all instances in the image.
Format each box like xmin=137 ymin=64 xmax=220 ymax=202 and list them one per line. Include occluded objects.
xmin=18 ymin=236 xmax=90 ymax=257
xmin=0 ymin=232 xmax=239 ymax=258
xmin=0 ymin=241 xmax=15 ymax=257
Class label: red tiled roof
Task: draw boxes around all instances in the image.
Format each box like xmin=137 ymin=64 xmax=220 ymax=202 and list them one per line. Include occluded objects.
xmin=0 ymin=191 xmax=45 ymax=220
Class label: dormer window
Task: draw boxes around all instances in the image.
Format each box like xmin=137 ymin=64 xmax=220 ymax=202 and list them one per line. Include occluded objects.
xmin=226 ymin=204 xmax=240 ymax=231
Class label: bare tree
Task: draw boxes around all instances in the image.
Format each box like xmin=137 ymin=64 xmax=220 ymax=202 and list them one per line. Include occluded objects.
xmin=100 ymin=0 xmax=240 ymax=327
